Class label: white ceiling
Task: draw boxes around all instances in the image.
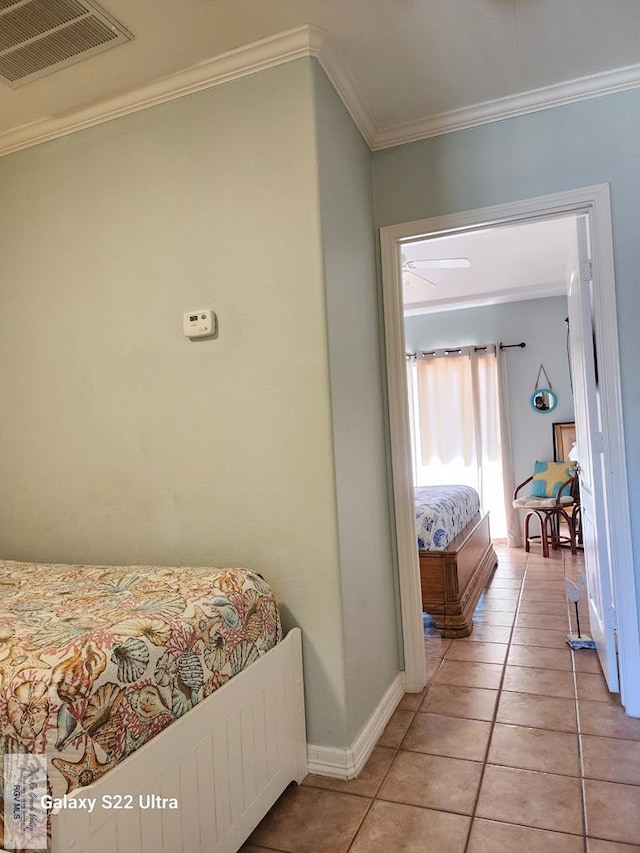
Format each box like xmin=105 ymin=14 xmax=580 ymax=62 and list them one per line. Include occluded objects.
xmin=1 ymin=0 xmax=640 ymax=151
xmin=401 ymin=216 xmax=577 ymax=315
xmin=0 ymin=2 xmax=632 ymax=308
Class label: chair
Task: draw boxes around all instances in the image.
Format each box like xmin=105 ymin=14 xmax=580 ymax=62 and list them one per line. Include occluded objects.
xmin=513 ymin=460 xmax=578 ymax=557
xmin=570 ymin=489 xmax=583 ymax=547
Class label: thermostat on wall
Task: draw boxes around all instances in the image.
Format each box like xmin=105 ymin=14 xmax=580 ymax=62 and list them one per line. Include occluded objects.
xmin=183 ymin=309 xmax=216 ymax=339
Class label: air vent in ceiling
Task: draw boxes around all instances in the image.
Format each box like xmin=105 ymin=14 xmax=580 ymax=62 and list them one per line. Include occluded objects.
xmin=0 ymin=0 xmax=132 ymax=87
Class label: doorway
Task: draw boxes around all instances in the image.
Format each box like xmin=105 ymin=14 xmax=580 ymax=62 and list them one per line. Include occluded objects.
xmin=402 ymin=215 xmax=578 ymax=546
xmin=380 ymin=185 xmax=640 ymax=716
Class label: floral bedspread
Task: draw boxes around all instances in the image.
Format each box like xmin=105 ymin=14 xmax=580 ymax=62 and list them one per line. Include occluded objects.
xmin=415 ymin=485 xmax=481 ymax=550
xmin=0 ymin=562 xmax=282 ymax=805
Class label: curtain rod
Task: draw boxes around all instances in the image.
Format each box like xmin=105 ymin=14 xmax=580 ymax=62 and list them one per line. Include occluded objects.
xmin=405 ymin=341 xmax=526 ymax=359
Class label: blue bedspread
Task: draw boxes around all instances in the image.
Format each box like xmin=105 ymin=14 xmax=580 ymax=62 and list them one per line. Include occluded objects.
xmin=415 ymin=485 xmax=481 ymax=550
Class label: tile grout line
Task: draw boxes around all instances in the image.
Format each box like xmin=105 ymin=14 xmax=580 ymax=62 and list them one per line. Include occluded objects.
xmin=333 ymin=548 xmax=592 ymax=852
xmin=349 ymin=552 xmax=521 ymax=851
xmin=380 ymin=549 xmax=597 ymax=850
xmin=345 ymin=652 xmax=446 ymax=852
xmin=461 ymin=552 xmax=528 ymax=853
xmin=519 ymin=548 xmax=588 ymax=850
xmin=248 ymin=546 xmax=640 ymax=852
xmin=344 ymin=795 xmax=375 ymax=853
xmin=564 ymin=550 xmax=590 ymax=853
xmin=333 ymin=621 xmax=458 ymax=853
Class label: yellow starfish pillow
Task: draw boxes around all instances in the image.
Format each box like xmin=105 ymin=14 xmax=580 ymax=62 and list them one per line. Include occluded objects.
xmin=531 ymin=460 xmax=574 ymax=498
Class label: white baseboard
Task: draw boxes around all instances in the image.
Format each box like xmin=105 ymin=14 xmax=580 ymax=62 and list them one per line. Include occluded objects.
xmin=306 ymin=672 xmax=405 ymax=779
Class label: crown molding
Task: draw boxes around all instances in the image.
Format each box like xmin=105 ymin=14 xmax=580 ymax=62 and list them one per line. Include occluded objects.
xmin=315 ymin=39 xmax=377 ymax=148
xmin=403 ymin=281 xmax=567 ymax=317
xmin=2 ymin=24 xmax=640 ymax=159
xmin=0 ymin=25 xmax=326 ymax=158
xmin=372 ymin=61 xmax=640 ymax=150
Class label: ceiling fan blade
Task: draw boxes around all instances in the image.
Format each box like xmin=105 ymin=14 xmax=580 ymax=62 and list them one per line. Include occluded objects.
xmin=407 ymin=257 xmax=471 ymax=270
xmin=402 ymin=269 xmax=437 ymax=287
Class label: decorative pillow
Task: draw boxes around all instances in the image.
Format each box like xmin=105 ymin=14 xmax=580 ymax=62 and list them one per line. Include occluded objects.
xmin=531 ymin=460 xmax=574 ymax=498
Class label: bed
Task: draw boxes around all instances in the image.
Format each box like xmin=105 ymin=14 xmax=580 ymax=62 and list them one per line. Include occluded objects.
xmin=415 ymin=485 xmax=498 ymax=638
xmin=0 ymin=560 xmax=307 ymax=853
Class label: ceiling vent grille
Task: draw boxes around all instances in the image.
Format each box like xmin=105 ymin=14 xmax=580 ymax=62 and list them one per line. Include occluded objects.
xmin=0 ymin=0 xmax=132 ymax=87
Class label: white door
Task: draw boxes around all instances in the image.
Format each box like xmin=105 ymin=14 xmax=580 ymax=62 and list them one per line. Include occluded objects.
xmin=567 ymin=215 xmax=619 ymax=691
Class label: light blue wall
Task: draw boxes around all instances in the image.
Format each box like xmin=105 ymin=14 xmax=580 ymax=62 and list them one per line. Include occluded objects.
xmin=374 ymin=88 xmax=640 ymax=616
xmin=311 ymin=64 xmax=400 ymax=744
xmin=404 ymin=296 xmax=574 ymax=489
xmin=0 ymin=59 xmax=349 ymax=750
xmin=0 ymin=57 xmax=403 ymax=756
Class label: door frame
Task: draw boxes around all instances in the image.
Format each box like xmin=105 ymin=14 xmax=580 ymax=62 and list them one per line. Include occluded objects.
xmin=380 ymin=183 xmax=640 ymax=715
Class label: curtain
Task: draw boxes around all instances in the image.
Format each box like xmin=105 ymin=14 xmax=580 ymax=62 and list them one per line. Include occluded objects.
xmin=496 ymin=346 xmax=522 ymax=547
xmin=409 ymin=344 xmax=516 ymax=542
xmin=407 ymin=357 xmax=417 ymax=483
xmin=416 ymin=349 xmax=476 ymax=466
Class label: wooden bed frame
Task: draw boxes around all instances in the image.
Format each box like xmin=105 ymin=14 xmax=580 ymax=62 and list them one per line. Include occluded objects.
xmin=419 ymin=512 xmax=498 ymax=638
xmin=2 ymin=628 xmax=307 ymax=853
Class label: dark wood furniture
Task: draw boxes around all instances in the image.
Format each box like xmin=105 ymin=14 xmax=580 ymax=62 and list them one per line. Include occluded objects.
xmin=513 ymin=475 xmax=578 ymax=557
xmin=553 ymin=421 xmax=576 ymax=462
xmin=419 ymin=511 xmax=498 ymax=638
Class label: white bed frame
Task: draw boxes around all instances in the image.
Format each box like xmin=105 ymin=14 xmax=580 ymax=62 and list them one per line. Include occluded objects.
xmin=3 ymin=628 xmax=306 ymax=853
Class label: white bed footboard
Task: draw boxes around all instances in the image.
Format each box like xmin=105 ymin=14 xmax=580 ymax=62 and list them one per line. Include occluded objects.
xmin=46 ymin=627 xmax=306 ymax=853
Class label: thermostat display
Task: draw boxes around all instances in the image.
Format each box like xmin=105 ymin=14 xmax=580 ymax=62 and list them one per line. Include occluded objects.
xmin=183 ymin=309 xmax=216 ymax=339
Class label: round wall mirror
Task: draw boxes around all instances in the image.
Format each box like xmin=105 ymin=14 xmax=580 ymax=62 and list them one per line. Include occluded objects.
xmin=530 ymin=388 xmax=557 ymax=413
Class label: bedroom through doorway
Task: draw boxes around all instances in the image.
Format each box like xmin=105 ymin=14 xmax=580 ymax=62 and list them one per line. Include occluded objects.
xmin=401 ymin=217 xmax=577 ymax=641
xmin=380 ymin=186 xmax=638 ymax=713
xmin=401 ymin=216 xmax=578 ymax=551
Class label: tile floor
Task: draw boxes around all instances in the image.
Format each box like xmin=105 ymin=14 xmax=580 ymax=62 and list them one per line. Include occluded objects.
xmin=241 ymin=544 xmax=640 ymax=852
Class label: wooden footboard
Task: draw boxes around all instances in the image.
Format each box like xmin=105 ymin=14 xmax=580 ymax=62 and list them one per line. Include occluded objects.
xmin=419 ymin=512 xmax=498 ymax=638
